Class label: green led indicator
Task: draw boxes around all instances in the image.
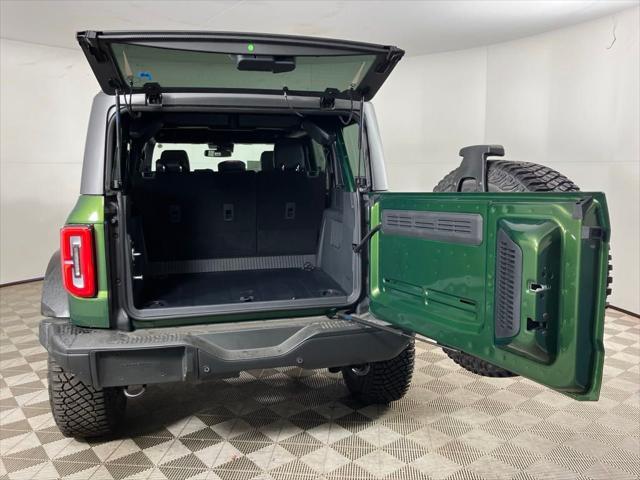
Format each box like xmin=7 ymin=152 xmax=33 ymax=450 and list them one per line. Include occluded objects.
xmin=247 ymin=43 xmax=255 ymax=52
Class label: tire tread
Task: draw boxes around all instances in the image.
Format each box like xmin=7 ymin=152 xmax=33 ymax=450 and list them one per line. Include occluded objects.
xmin=48 ymin=358 xmax=125 ymax=438
xmin=343 ymin=343 xmax=415 ymax=404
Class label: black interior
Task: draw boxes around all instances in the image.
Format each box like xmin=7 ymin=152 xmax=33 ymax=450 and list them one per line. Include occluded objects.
xmin=139 ymin=269 xmax=345 ymax=309
xmin=132 ymin=139 xmax=325 ymax=261
xmin=125 ymin=113 xmax=355 ymax=311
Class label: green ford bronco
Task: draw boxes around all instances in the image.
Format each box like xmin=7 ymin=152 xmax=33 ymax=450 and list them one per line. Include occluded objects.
xmin=40 ymin=31 xmax=611 ymax=438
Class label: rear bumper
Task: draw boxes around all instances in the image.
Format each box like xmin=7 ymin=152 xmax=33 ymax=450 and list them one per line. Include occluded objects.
xmin=39 ymin=316 xmax=410 ymax=388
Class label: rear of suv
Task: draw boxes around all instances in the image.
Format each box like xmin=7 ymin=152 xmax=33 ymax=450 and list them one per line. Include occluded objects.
xmin=40 ymin=31 xmax=612 ymax=438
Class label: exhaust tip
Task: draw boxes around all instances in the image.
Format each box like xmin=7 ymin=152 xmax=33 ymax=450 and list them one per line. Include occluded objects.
xmin=124 ymin=384 xmax=146 ymax=398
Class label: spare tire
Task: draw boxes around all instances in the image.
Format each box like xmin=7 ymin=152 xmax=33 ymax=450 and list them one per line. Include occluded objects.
xmin=435 ymin=160 xmax=580 ymax=194
xmin=434 ymin=160 xmax=579 ymax=377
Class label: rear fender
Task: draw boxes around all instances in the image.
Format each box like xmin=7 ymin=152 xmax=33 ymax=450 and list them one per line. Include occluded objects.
xmin=41 ymin=250 xmax=69 ymax=318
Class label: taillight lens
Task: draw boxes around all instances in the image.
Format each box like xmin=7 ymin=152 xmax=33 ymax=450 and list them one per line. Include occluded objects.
xmin=60 ymin=225 xmax=97 ymax=297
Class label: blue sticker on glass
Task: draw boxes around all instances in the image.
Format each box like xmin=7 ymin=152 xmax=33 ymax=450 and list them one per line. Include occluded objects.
xmin=137 ymin=71 xmax=153 ymax=81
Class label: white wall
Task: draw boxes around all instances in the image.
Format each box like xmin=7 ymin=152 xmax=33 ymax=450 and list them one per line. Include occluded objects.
xmin=0 ymin=39 xmax=97 ymax=283
xmin=375 ymin=7 xmax=640 ymax=312
xmin=483 ymin=8 xmax=639 ymax=313
xmin=1 ymin=7 xmax=638 ymax=311
xmin=374 ymin=47 xmax=488 ymax=189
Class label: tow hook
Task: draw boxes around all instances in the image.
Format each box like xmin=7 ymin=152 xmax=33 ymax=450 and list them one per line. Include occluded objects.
xmin=124 ymin=384 xmax=146 ymax=398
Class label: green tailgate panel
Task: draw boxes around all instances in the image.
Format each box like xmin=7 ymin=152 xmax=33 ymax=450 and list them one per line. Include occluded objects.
xmin=369 ymin=192 xmax=610 ymax=400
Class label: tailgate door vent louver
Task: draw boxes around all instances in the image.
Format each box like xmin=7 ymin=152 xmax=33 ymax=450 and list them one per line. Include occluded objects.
xmin=385 ymin=213 xmax=413 ymax=228
xmin=381 ymin=210 xmax=483 ymax=245
xmin=495 ymin=229 xmax=522 ymax=339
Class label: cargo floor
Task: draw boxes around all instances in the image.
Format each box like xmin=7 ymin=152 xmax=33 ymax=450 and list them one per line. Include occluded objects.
xmin=138 ymin=268 xmax=346 ymax=308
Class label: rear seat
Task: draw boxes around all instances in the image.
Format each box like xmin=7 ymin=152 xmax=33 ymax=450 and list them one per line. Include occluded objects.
xmin=137 ymin=150 xmax=204 ymax=261
xmin=136 ymin=145 xmax=325 ymax=263
xmin=155 ymin=150 xmax=190 ymax=173
xmin=260 ymin=151 xmax=274 ymax=171
xmin=205 ymin=161 xmax=257 ymax=258
xmin=257 ymin=140 xmax=325 ymax=255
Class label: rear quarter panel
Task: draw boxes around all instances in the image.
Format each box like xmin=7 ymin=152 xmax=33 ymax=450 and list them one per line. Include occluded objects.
xmin=66 ymin=195 xmax=110 ymax=328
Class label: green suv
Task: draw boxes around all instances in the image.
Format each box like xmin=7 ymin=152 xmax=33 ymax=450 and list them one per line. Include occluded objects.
xmin=39 ymin=31 xmax=611 ymax=438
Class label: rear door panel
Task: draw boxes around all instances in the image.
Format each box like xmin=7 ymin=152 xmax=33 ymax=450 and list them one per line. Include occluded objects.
xmin=369 ymin=192 xmax=610 ymax=400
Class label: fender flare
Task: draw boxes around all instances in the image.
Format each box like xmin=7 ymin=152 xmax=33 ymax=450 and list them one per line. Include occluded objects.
xmin=41 ymin=250 xmax=69 ymax=318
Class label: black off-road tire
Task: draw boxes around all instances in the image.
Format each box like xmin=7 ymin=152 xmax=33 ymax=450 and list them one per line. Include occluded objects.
xmin=434 ymin=160 xmax=580 ymax=193
xmin=442 ymin=348 xmax=518 ymax=377
xmin=434 ymin=160 xmax=580 ymax=377
xmin=342 ymin=342 xmax=415 ymax=404
xmin=48 ymin=358 xmax=126 ymax=438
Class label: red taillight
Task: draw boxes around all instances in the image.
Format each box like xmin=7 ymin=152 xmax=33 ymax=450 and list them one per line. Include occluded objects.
xmin=60 ymin=225 xmax=97 ymax=298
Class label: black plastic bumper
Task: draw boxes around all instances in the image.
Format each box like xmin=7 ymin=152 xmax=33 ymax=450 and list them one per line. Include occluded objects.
xmin=39 ymin=316 xmax=410 ymax=388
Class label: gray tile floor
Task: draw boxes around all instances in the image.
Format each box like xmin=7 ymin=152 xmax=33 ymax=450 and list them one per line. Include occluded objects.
xmin=1 ymin=281 xmax=639 ymax=480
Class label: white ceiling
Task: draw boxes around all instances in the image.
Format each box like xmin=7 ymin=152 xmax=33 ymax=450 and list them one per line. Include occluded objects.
xmin=1 ymin=0 xmax=637 ymax=55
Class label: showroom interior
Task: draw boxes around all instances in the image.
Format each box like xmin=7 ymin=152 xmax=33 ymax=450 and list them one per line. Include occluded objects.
xmin=0 ymin=1 xmax=638 ymax=479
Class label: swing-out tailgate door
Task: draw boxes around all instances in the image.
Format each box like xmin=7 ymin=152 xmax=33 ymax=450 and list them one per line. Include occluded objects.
xmin=368 ymin=192 xmax=611 ymax=400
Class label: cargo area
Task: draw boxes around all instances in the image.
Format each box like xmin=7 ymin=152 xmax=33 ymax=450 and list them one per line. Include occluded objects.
xmin=118 ymin=111 xmax=363 ymax=317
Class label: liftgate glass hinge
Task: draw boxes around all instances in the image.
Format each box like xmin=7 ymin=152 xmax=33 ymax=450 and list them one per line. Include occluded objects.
xmin=320 ymin=88 xmax=341 ymax=110
xmin=143 ymin=82 xmax=163 ymax=106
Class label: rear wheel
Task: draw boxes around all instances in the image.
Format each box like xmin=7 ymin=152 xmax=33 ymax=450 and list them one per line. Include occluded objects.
xmin=48 ymin=358 xmax=126 ymax=438
xmin=342 ymin=342 xmax=415 ymax=404
xmin=434 ymin=160 xmax=580 ymax=377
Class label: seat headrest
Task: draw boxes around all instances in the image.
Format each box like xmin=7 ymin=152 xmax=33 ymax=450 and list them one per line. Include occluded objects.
xmin=260 ymin=151 xmax=274 ymax=171
xmin=157 ymin=150 xmax=190 ymax=173
xmin=274 ymin=141 xmax=306 ymax=171
xmin=218 ymin=160 xmax=246 ymax=172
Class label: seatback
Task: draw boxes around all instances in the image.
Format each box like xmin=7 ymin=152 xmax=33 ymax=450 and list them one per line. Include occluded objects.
xmin=257 ymin=140 xmax=325 ymax=255
xmin=136 ymin=150 xmax=206 ymax=261
xmin=156 ymin=150 xmax=190 ymax=173
xmin=260 ymin=151 xmax=274 ymax=171
xmin=203 ymin=164 xmax=257 ymax=258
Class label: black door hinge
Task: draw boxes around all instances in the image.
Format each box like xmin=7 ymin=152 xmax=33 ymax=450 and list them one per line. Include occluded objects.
xmin=355 ymin=176 xmax=369 ymax=191
xmin=143 ymin=82 xmax=163 ymax=106
xmin=320 ymin=88 xmax=340 ymax=110
xmin=78 ymin=31 xmax=108 ymax=63
xmin=376 ymin=48 xmax=404 ymax=74
xmin=336 ymin=312 xmax=455 ymax=350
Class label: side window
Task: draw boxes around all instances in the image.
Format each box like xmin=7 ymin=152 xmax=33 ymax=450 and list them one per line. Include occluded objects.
xmin=310 ymin=139 xmax=327 ymax=174
xmin=342 ymin=123 xmax=361 ymax=178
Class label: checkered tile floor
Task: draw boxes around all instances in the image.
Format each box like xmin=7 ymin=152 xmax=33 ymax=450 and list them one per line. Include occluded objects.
xmin=1 ymin=282 xmax=639 ymax=480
